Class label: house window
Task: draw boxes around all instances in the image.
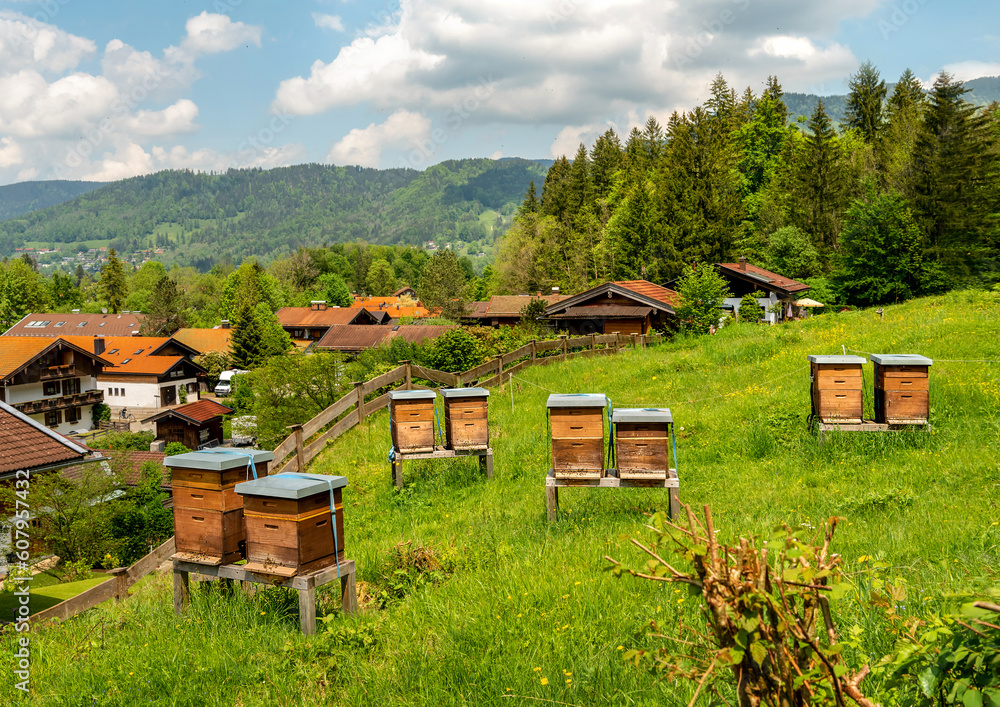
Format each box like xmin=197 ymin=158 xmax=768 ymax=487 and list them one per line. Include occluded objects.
xmin=62 ymin=378 xmax=81 ymax=396
xmin=45 ymin=410 xmax=62 ymax=427
xmin=44 ymin=381 xmax=59 ymax=396
xmin=66 ymin=407 xmax=81 ymax=423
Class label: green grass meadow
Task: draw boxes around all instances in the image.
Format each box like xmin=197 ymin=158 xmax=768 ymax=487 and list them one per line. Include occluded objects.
xmin=4 ymin=290 xmax=1000 ymax=706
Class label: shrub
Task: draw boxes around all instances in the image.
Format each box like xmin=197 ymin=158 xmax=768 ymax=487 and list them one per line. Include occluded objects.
xmin=164 ymin=442 xmax=191 ymax=456
xmin=421 ymin=328 xmax=485 ymax=373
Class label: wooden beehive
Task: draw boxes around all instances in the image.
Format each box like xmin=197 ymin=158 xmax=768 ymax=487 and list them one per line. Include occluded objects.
xmin=235 ymin=473 xmax=347 ymax=577
xmin=389 ymin=390 xmax=437 ymax=452
xmin=547 ymin=393 xmax=607 ymax=479
xmin=807 ymin=355 xmax=866 ymax=424
xmin=870 ymin=354 xmax=932 ymax=425
xmin=613 ymin=408 xmax=672 ymax=480
xmin=165 ymin=449 xmax=273 ymax=564
xmin=441 ymin=388 xmax=490 ymax=450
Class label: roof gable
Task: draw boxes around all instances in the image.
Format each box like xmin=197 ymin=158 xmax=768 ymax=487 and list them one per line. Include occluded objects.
xmin=0 ymin=400 xmax=89 ymax=475
xmin=717 ymin=263 xmax=810 ymax=294
xmin=141 ymin=398 xmax=232 ymax=425
xmin=4 ymin=312 xmax=144 ymax=337
xmin=0 ymin=337 xmax=113 ymax=382
xmin=543 ymin=281 xmax=678 ymax=316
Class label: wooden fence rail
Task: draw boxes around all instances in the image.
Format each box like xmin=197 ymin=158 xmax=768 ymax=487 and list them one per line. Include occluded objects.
xmin=30 ymin=537 xmax=176 ymax=625
xmin=270 ymin=332 xmax=663 ymax=474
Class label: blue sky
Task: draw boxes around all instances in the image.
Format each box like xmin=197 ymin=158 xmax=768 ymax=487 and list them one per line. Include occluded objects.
xmin=0 ymin=0 xmax=996 ymax=185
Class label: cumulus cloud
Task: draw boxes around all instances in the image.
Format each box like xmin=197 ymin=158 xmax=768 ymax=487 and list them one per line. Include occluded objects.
xmin=936 ymin=60 xmax=1000 ymax=83
xmin=0 ymin=137 xmax=23 ymax=168
xmin=165 ymin=11 xmax=263 ymax=63
xmin=273 ymin=0 xmax=873 ymax=145
xmin=327 ymin=110 xmax=433 ymax=167
xmin=124 ymin=99 xmax=200 ymax=136
xmin=312 ymin=13 xmax=345 ymax=32
xmin=0 ymin=70 xmax=119 ymax=138
xmin=0 ymin=12 xmax=96 ymax=73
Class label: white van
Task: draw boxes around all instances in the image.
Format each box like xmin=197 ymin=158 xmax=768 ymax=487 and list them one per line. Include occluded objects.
xmin=214 ymin=369 xmax=248 ymax=397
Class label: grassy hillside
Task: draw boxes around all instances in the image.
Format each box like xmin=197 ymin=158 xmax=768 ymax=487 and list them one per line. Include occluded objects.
xmin=0 ymin=180 xmax=105 ymax=222
xmin=0 ymin=159 xmax=546 ymax=268
xmin=7 ymin=290 xmax=999 ymax=706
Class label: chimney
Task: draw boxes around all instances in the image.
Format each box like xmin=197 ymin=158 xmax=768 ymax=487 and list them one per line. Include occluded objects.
xmin=94 ymin=337 xmax=105 ymax=356
xmin=739 ymin=256 xmax=747 ymax=272
xmin=71 ymin=309 xmax=81 ymax=314
xmin=311 ymin=300 xmax=327 ymax=311
xmin=220 ymin=319 xmax=231 ymax=329
xmin=552 ymin=287 xmax=560 ymax=294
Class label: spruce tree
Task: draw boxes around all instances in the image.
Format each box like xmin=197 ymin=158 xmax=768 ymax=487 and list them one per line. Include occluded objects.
xmin=419 ymin=249 xmax=468 ymax=321
xmin=797 ymin=100 xmax=847 ymax=251
xmin=99 ymin=248 xmax=128 ymax=314
xmin=843 ymin=61 xmax=887 ymax=144
xmin=365 ymin=259 xmax=396 ymax=296
xmin=140 ymin=275 xmax=187 ymax=336
xmin=590 ymin=129 xmax=623 ymax=202
xmin=519 ymin=181 xmax=539 ymax=216
xmin=881 ymin=68 xmax=926 ymax=194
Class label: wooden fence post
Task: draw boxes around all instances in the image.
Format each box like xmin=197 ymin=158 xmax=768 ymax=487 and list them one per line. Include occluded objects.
xmin=640 ymin=333 xmax=646 ymax=349
xmin=289 ymin=424 xmax=305 ymax=471
xmin=590 ymin=333 xmax=596 ymax=352
xmin=111 ymin=567 xmax=128 ymax=602
xmin=495 ymin=355 xmax=503 ymax=383
xmin=399 ymin=360 xmax=412 ymax=390
xmin=354 ymin=381 xmax=366 ymax=424
xmin=561 ymin=334 xmax=568 ymax=357
xmin=631 ymin=333 xmax=638 ymax=348
xmin=613 ymin=331 xmax=620 ymax=350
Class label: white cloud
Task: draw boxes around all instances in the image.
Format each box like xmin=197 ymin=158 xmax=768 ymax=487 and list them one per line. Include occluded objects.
xmin=165 ymin=11 xmax=262 ymax=63
xmin=312 ymin=13 xmax=345 ymax=32
xmin=550 ymin=121 xmax=619 ymax=159
xmin=124 ymin=99 xmax=199 ymax=136
xmin=79 ymin=142 xmax=155 ymax=181
xmin=0 ymin=12 xmax=96 ymax=73
xmin=327 ymin=110 xmax=433 ymax=167
xmin=0 ymin=137 xmax=23 ymax=168
xmin=936 ymin=60 xmax=1000 ymax=83
xmin=0 ymin=70 xmax=118 ymax=137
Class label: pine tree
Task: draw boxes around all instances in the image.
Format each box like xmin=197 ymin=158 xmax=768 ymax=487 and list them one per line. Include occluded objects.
xmin=843 ymin=61 xmax=887 ymax=144
xmin=230 ymin=300 xmax=265 ymax=369
xmin=419 ymin=249 xmax=467 ymax=321
xmin=590 ymin=129 xmax=623 ymax=203
xmin=796 ymin=100 xmax=847 ymax=251
xmin=912 ymin=72 xmax=998 ymax=282
xmin=365 ymin=259 xmax=396 ymax=296
xmin=568 ymin=143 xmax=593 ymax=217
xmin=140 ymin=276 xmax=188 ymax=336
xmin=519 ymin=181 xmax=539 ymax=216
xmin=881 ymin=68 xmax=926 ymax=194
xmin=99 ymin=248 xmax=128 ymax=314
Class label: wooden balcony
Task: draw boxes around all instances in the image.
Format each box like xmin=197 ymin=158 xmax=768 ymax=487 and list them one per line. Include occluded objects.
xmin=14 ymin=389 xmax=104 ymax=415
xmin=39 ymin=364 xmax=77 ymax=381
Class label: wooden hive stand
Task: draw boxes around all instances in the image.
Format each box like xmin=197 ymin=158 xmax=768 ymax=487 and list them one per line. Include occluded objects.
xmin=165 ymin=449 xmax=274 ymax=566
xmin=807 ymin=355 xmax=869 ymax=429
xmin=870 ymin=354 xmax=932 ymax=426
xmin=547 ymin=393 xmax=608 ymax=480
xmin=388 ymin=388 xmax=493 ymax=488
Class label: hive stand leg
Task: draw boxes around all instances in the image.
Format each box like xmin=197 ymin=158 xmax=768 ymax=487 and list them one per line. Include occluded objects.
xmin=481 ymin=451 xmax=493 ymax=479
xmin=546 ymin=485 xmax=559 ymax=522
xmin=299 ymin=585 xmax=317 ymax=635
xmin=173 ymin=567 xmax=190 ymax=616
xmin=668 ymin=486 xmax=680 ymax=521
xmin=341 ymin=570 xmax=358 ymax=616
xmin=392 ymin=458 xmax=403 ymax=488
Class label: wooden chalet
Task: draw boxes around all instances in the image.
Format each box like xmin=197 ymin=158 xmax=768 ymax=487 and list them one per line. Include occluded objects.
xmin=464 ymin=294 xmax=569 ymax=328
xmin=717 ymin=258 xmax=811 ymax=324
xmin=142 ymin=399 xmax=233 ymax=450
xmin=392 ymin=286 xmax=417 ymax=298
xmin=276 ymin=301 xmax=382 ymax=343
xmin=541 ymin=281 xmax=678 ymax=336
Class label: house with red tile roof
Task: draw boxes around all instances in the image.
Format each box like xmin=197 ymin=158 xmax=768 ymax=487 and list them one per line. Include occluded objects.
xmin=276 ymin=301 xmax=383 ymax=344
xmin=0 ymin=337 xmax=111 ymax=435
xmin=56 ymin=335 xmax=204 ymax=410
xmin=716 ymin=257 xmax=811 ymax=324
xmin=170 ymin=326 xmax=233 ymax=356
xmin=3 ymin=312 xmax=144 ymax=338
xmin=141 ymin=399 xmax=232 ymax=450
xmin=463 ymin=293 xmax=570 ymax=328
xmin=541 ymin=280 xmax=679 ymax=335
xmin=314 ymin=324 xmax=457 ymax=354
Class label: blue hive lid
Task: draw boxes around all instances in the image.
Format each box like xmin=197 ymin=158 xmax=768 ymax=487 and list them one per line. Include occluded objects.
xmin=164 ymin=448 xmax=274 ymax=471
xmin=235 ymin=472 xmax=347 ymax=499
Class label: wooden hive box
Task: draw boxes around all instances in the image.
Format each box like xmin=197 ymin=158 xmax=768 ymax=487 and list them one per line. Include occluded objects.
xmin=547 ymin=393 xmax=607 ymax=480
xmin=389 ymin=390 xmax=437 ymax=453
xmin=613 ymin=408 xmax=672 ymax=480
xmin=165 ymin=449 xmax=274 ymax=565
xmin=441 ymin=387 xmax=490 ymax=450
xmin=870 ymin=354 xmax=932 ymax=424
xmin=235 ymin=473 xmax=348 ymax=577
xmin=807 ymin=355 xmax=867 ymax=424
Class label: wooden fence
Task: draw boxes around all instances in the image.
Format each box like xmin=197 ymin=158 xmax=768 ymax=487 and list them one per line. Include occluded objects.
xmin=271 ymin=332 xmax=663 ymax=475
xmin=30 ymin=537 xmax=176 ymax=624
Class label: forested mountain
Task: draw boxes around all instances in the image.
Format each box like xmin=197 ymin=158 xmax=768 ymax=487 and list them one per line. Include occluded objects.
xmin=494 ymin=67 xmax=1000 ymax=306
xmin=0 ymin=159 xmax=547 ymax=270
xmin=0 ymin=180 xmax=105 ymax=221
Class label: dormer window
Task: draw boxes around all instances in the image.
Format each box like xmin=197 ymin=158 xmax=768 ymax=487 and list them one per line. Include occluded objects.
xmin=99 ymin=322 xmax=105 ymax=327
xmin=55 ymin=322 xmax=65 ymax=327
xmin=109 ymin=349 xmax=119 ymax=355
xmin=77 ymin=322 xmax=87 ymax=328
xmin=122 ymin=358 xmax=131 ymax=364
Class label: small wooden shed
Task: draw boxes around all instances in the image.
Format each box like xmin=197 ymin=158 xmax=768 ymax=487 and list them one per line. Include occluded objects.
xmin=236 ymin=473 xmax=347 ymax=576
xmin=547 ymin=393 xmax=608 ymax=479
xmin=388 ymin=390 xmax=437 ymax=453
xmin=165 ymin=449 xmax=273 ymax=564
xmin=613 ymin=408 xmax=672 ymax=480
xmin=808 ymin=355 xmax=867 ymax=424
xmin=870 ymin=354 xmax=932 ymax=425
xmin=143 ymin=399 xmax=232 ymax=450
xmin=441 ymin=388 xmax=489 ymax=450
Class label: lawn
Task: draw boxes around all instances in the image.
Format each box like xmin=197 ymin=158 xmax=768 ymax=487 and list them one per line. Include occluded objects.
xmin=0 ymin=572 xmax=108 ymax=618
xmin=4 ymin=289 xmax=999 ymax=706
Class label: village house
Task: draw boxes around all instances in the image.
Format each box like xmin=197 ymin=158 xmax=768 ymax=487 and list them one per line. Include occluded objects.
xmin=141 ymin=398 xmax=232 ymax=450
xmin=541 ymin=280 xmax=679 ymax=336
xmin=351 ymin=295 xmax=433 ymax=321
xmin=170 ymin=325 xmax=233 ymax=357
xmin=3 ymin=311 xmax=145 ymax=338
xmin=57 ymin=336 xmax=204 ymax=412
xmin=463 ymin=293 xmax=569 ymax=328
xmin=314 ymin=324 xmax=456 ymax=355
xmin=716 ymin=257 xmax=811 ymax=324
xmin=276 ymin=301 xmax=383 ymax=344
xmin=0 ymin=337 xmax=110 ymax=435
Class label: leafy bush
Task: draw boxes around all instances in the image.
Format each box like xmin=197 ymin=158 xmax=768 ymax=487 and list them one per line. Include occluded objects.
xmin=91 ymin=402 xmax=111 ymax=427
xmin=103 ymin=431 xmax=155 ymax=451
xmin=421 ymin=328 xmax=486 ymax=373
xmin=164 ymin=442 xmax=191 ymax=456
xmin=738 ymin=292 xmax=765 ymax=323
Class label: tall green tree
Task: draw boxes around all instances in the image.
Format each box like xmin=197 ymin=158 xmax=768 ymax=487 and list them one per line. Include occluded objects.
xmin=912 ymin=72 xmax=998 ymax=282
xmin=366 ymin=258 xmax=397 ymax=296
xmin=795 ymin=100 xmax=848 ymax=252
xmin=318 ymin=272 xmax=352 ymax=307
xmin=0 ymin=258 xmax=50 ymax=330
xmin=49 ymin=272 xmax=82 ymax=310
xmin=99 ymin=248 xmax=128 ymax=314
xmin=140 ymin=275 xmax=188 ymax=336
xmin=833 ymin=186 xmax=924 ymax=305
xmin=843 ymin=61 xmax=887 ymax=144
xmin=419 ymin=249 xmax=468 ymax=320
xmin=674 ymin=264 xmax=733 ymax=334
xmin=881 ymin=68 xmax=926 ymax=194
xmin=230 ymin=301 xmax=292 ymax=369
xmin=762 ymin=226 xmax=822 ymax=280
